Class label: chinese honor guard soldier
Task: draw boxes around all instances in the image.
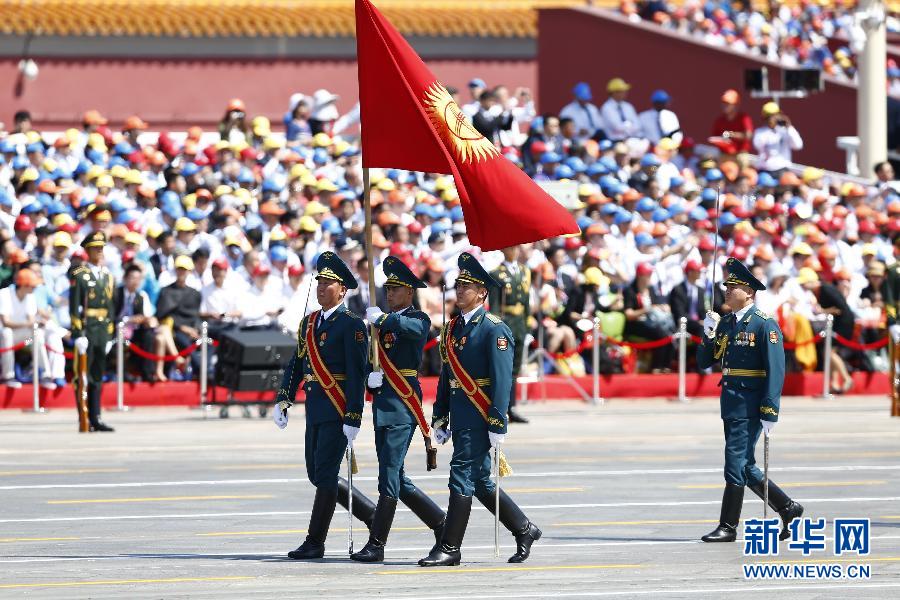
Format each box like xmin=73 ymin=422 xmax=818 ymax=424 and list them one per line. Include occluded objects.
xmin=489 ymin=245 xmax=529 ymax=424
xmin=70 ymin=231 xmax=115 ymax=432
xmin=350 ymin=255 xmax=446 ymax=562
xmin=697 ymin=257 xmax=803 ymax=542
xmin=419 ymin=252 xmax=541 ymax=567
xmin=273 ymin=251 xmax=373 ymax=559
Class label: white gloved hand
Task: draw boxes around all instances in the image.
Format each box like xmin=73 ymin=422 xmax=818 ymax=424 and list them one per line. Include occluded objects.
xmin=367 ymin=371 xmax=383 ymax=388
xmin=703 ymin=311 xmax=721 ymax=338
xmin=761 ymin=420 xmax=776 ymax=436
xmin=273 ymin=404 xmax=289 ymax=429
xmin=365 ymin=306 xmax=385 ymax=324
xmin=489 ymin=431 xmax=506 ymax=448
xmin=343 ymin=424 xmax=360 ymax=443
xmin=434 ymin=427 xmax=451 ymax=445
xmin=890 ymin=324 xmax=900 ymax=344
xmin=105 ymin=341 xmax=113 ymax=354
xmin=74 ymin=337 xmax=89 ymax=354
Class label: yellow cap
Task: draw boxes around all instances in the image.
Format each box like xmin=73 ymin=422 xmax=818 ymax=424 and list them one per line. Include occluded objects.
xmin=252 ymin=116 xmax=271 ymax=136
xmin=376 ymin=179 xmax=396 ymax=192
xmin=174 ymin=255 xmax=194 ymax=270
xmin=146 ymin=223 xmax=165 ymax=239
xmin=42 ymin=158 xmax=58 ymax=173
xmin=802 ymin=166 xmax=824 ymax=182
xmin=796 ymin=267 xmax=819 ymax=285
xmin=182 ymin=193 xmax=197 ymax=210
xmin=175 ymin=217 xmax=197 ymax=232
xmin=124 ymin=231 xmax=143 ymax=245
xmin=263 ymin=137 xmax=283 ymax=150
xmin=583 ymin=267 xmax=607 ymax=287
xmin=87 ymin=165 xmax=105 ymax=181
xmin=52 ymin=213 xmax=74 ymax=227
xmin=316 ymin=179 xmax=338 ymax=192
xmin=304 ymin=200 xmax=329 ymax=215
xmin=20 ymin=167 xmax=39 ymax=183
xmin=125 ymin=169 xmax=143 ymax=185
xmin=298 ymin=215 xmax=318 ymax=232
xmin=214 ymin=184 xmax=233 ymax=197
xmin=269 ymin=228 xmax=287 ymax=242
xmin=761 ymin=102 xmax=780 ymax=117
xmin=607 ymin=77 xmax=631 ymax=93
xmin=289 ymin=164 xmax=309 ymax=180
xmin=233 ymin=188 xmax=252 ymax=204
xmin=96 ymin=174 xmax=114 ymax=189
xmin=109 ymin=165 xmax=128 ymax=179
xmin=790 ymin=242 xmax=813 ymax=256
xmin=87 ymin=132 xmax=107 ymax=151
xmin=656 ymin=137 xmax=679 ymax=152
xmin=52 ymin=231 xmax=73 ymax=247
xmin=861 ymin=243 xmax=878 ymax=256
xmin=313 ymin=132 xmax=333 ymax=147
xmin=300 ymin=173 xmax=318 ymax=187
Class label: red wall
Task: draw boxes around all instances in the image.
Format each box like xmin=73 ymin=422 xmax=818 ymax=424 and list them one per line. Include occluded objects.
xmin=1 ymin=57 xmax=535 ymax=131
xmin=538 ymin=8 xmax=859 ymax=172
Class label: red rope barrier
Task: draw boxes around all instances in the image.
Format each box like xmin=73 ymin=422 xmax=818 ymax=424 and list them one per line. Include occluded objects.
xmin=833 ymin=334 xmax=889 ymax=351
xmin=0 ymin=339 xmax=30 ymax=353
xmin=44 ymin=344 xmax=74 ymax=359
xmin=126 ymin=340 xmax=202 ymax=362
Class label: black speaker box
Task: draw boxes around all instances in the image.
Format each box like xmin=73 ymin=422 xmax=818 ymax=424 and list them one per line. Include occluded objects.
xmin=214 ymin=366 xmax=284 ymax=392
xmin=217 ymin=329 xmax=296 ymax=369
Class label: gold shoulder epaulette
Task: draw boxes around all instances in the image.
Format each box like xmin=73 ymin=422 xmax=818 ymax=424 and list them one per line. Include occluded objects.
xmin=72 ymin=266 xmax=89 ymax=275
xmin=342 ymin=308 xmax=362 ymax=320
xmin=485 ymin=313 xmax=503 ymax=324
xmin=754 ymin=309 xmax=771 ymax=320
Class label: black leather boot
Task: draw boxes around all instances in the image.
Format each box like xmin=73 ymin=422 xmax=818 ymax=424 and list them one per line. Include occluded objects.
xmin=418 ymin=493 xmax=471 ymax=567
xmin=701 ymin=483 xmax=744 ymax=542
xmin=400 ymin=485 xmax=446 ymax=548
xmin=350 ymin=495 xmax=397 ymax=563
xmin=337 ymin=476 xmax=376 ymax=530
xmin=88 ymin=386 xmax=114 ymax=432
xmin=477 ymin=489 xmax=542 ymax=563
xmin=749 ymin=480 xmax=804 ymax=541
xmin=288 ymin=486 xmax=337 ymax=559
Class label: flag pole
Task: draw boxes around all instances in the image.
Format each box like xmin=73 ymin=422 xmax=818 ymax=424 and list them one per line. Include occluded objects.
xmin=363 ymin=167 xmax=380 ymax=370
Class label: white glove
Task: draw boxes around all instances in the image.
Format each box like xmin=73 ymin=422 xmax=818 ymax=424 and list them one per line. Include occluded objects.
xmin=703 ymin=311 xmax=721 ymax=338
xmin=273 ymin=403 xmax=289 ymax=429
xmin=343 ymin=424 xmax=360 ymax=443
xmin=434 ymin=427 xmax=451 ymax=445
xmin=105 ymin=341 xmax=113 ymax=354
xmin=74 ymin=337 xmax=89 ymax=354
xmin=761 ymin=420 xmax=776 ymax=436
xmin=890 ymin=324 xmax=900 ymax=344
xmin=489 ymin=431 xmax=505 ymax=448
xmin=367 ymin=371 xmax=383 ymax=388
xmin=365 ymin=306 xmax=385 ymax=324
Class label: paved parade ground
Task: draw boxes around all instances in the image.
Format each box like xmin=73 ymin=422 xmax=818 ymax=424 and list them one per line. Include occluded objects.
xmin=1 ymin=397 xmax=899 ymax=599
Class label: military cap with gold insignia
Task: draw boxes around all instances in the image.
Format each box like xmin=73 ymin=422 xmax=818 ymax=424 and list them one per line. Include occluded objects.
xmin=383 ymin=255 xmax=426 ymax=289
xmin=724 ymin=256 xmax=766 ymax=291
xmin=81 ymin=231 xmax=107 ymax=249
xmin=455 ymin=251 xmax=500 ymax=289
xmin=315 ymin=251 xmax=358 ymax=289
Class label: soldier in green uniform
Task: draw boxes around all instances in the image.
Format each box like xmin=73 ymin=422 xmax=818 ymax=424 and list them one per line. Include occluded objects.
xmin=489 ymin=245 xmax=529 ymax=423
xmin=70 ymin=231 xmax=115 ymax=432
xmin=884 ymin=237 xmax=900 ymax=343
xmin=349 ymin=255 xmax=447 ymax=562
xmin=697 ymin=257 xmax=803 ymax=543
xmin=419 ymin=252 xmax=541 ymax=567
xmin=273 ymin=251 xmax=373 ymax=560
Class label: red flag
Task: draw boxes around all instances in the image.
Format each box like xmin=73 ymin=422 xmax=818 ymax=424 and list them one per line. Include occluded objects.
xmin=355 ymin=0 xmax=579 ymax=251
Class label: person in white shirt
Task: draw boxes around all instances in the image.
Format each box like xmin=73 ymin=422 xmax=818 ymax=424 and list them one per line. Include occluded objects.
xmin=279 ymin=264 xmax=321 ymax=334
xmin=242 ymin=265 xmax=284 ymax=329
xmin=0 ymin=269 xmax=64 ymax=389
xmin=200 ymin=258 xmax=244 ymax=331
xmin=752 ymin=102 xmax=803 ymax=174
xmin=461 ymin=78 xmax=487 ymax=119
xmin=599 ymin=78 xmax=643 ymax=142
xmin=559 ymin=82 xmax=604 ymax=141
xmin=637 ymin=90 xmax=683 ymax=146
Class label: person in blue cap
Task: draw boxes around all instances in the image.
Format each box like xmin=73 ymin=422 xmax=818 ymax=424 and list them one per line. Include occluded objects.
xmin=697 ymin=256 xmax=803 ymax=543
xmin=560 ymin=81 xmax=602 ymax=141
xmin=274 ymin=250 xmax=375 ymax=560
xmin=638 ymin=89 xmax=683 ymax=146
xmin=348 ymin=256 xmax=447 ymax=562
xmin=419 ymin=252 xmax=541 ymax=567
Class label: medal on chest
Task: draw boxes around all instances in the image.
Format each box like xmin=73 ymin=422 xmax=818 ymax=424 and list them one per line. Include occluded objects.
xmin=319 ymin=332 xmax=327 ymax=347
xmin=458 ymin=335 xmax=467 ymax=350
xmin=382 ymin=332 xmax=396 ymax=349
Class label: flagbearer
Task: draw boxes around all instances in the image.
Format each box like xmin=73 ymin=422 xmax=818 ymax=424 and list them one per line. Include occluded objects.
xmin=273 ymin=251 xmax=374 ymax=560
xmin=350 ymin=256 xmax=447 ymax=562
xmin=419 ymin=252 xmax=541 ymax=567
xmin=489 ymin=245 xmax=530 ymax=423
xmin=70 ymin=231 xmax=115 ymax=432
xmin=698 ymin=257 xmax=803 ymax=543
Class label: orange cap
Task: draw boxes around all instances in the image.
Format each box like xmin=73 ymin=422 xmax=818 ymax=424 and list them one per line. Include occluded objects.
xmin=721 ymin=89 xmax=740 ymax=104
xmin=82 ymin=109 xmax=108 ymax=125
xmin=227 ymin=98 xmax=246 ymax=112
xmin=15 ymin=268 xmax=40 ymax=287
xmin=124 ymin=115 xmax=148 ymax=131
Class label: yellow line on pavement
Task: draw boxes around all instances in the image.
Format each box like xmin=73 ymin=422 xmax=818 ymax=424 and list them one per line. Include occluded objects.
xmin=376 ymin=563 xmax=643 ymax=575
xmin=553 ymin=519 xmax=717 ymax=527
xmin=679 ymin=481 xmax=886 ymax=490
xmin=213 ymin=464 xmax=304 ymax=471
xmin=198 ymin=526 xmax=427 ymax=537
xmin=0 ymin=468 xmax=128 ymax=477
xmin=881 ymin=516 xmax=900 ymax=519
xmin=0 ymin=537 xmax=79 ymax=543
xmin=0 ymin=576 xmax=254 ymax=590
xmin=424 ymin=487 xmax=583 ymax=495
xmin=47 ymin=494 xmax=273 ymax=505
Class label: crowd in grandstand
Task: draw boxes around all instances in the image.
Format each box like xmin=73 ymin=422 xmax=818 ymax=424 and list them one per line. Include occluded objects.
xmin=621 ymin=0 xmax=900 ymax=87
xmin=0 ymin=74 xmax=897 ymax=394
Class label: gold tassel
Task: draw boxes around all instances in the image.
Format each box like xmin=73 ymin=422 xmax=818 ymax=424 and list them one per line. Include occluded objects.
xmin=351 ymin=448 xmax=359 ymax=475
xmin=499 ymin=449 xmax=512 ymax=477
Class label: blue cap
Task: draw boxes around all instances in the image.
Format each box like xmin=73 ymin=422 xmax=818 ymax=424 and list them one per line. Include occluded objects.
xmin=113 ymin=142 xmax=135 ymax=156
xmin=640 ymin=153 xmax=662 ymax=167
xmin=564 ymin=156 xmax=587 ymax=173
xmin=651 ymin=89 xmax=671 ymax=104
xmin=108 ymin=198 xmax=127 ymax=212
xmin=600 ymin=203 xmax=619 ymax=215
xmin=182 ymin=163 xmax=200 ymax=177
xmin=456 ymin=252 xmax=500 ymax=289
xmin=269 ymin=245 xmax=289 ymax=262
xmin=382 ymin=255 xmax=426 ymax=289
xmin=73 ymin=160 xmax=91 ymax=176
xmin=163 ymin=204 xmax=184 ymax=219
xmin=613 ymin=210 xmax=633 ymax=225
xmin=449 ymin=205 xmax=464 ymax=222
xmin=554 ymin=165 xmax=575 ymax=180
xmin=719 ymin=211 xmax=740 ymax=227
xmin=315 ymin=250 xmax=358 ymax=289
xmin=669 ymin=175 xmax=685 ymax=188
xmin=636 ymin=197 xmax=656 ymax=212
xmin=261 ymin=178 xmax=283 ymax=193
xmin=540 ymin=151 xmax=563 ymax=165
xmin=11 ymin=155 xmax=29 ymax=170
xmin=22 ymin=202 xmax=43 ymax=214
xmin=587 ymin=162 xmax=608 ymax=177
xmin=667 ymin=203 xmax=686 ymax=217
xmin=0 ymin=139 xmax=15 ymax=153
xmin=0 ymin=190 xmax=11 ymax=206
xmin=635 ymin=232 xmax=655 ymax=246
xmin=413 ymin=204 xmax=433 ymax=217
xmin=47 ymin=201 xmax=67 ymax=216
xmin=529 ymin=116 xmax=544 ymax=132
xmin=25 ymin=142 xmax=44 ymax=154
xmin=313 ymin=147 xmax=329 ymax=165
xmin=576 ymin=215 xmax=594 ymax=231
xmin=600 ymin=156 xmax=618 ymax=171
xmin=159 ymin=190 xmax=180 ymax=206
xmin=757 ymin=172 xmax=777 ymax=188
xmin=108 ymin=156 xmax=127 ymax=168
xmin=237 ymin=168 xmax=255 ymax=184
xmin=652 ymin=208 xmax=670 ymax=222
xmin=430 ymin=221 xmax=448 ymax=235
xmin=468 ymin=78 xmax=486 ymax=89
xmin=573 ymin=82 xmax=592 ymax=102
xmin=116 ymin=209 xmax=139 ymax=224
xmin=186 ymin=208 xmax=207 ymax=221
xmin=706 ymin=168 xmax=723 ymax=182
xmin=700 ymin=188 xmax=718 ymax=203
xmin=86 ymin=148 xmax=106 ymax=165
xmin=321 ymin=218 xmax=342 ymax=236
xmin=598 ymin=139 xmax=614 ymax=152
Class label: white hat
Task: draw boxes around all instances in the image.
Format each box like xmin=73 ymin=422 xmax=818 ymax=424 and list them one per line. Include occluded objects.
xmin=289 ymin=92 xmax=307 ymax=113
xmin=311 ymin=89 xmax=340 ymax=121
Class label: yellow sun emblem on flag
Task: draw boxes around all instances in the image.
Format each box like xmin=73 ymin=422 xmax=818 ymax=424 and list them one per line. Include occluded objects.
xmin=423 ymin=82 xmax=499 ymax=164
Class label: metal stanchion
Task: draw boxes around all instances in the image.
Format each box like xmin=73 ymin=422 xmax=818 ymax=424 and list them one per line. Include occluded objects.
xmin=591 ymin=318 xmax=604 ymax=405
xmin=200 ymin=321 xmax=208 ymax=407
xmin=821 ymin=314 xmax=834 ymax=400
xmin=677 ymin=317 xmax=689 ymax=404
xmin=26 ymin=323 xmax=45 ymax=414
xmin=114 ymin=320 xmax=129 ymax=412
